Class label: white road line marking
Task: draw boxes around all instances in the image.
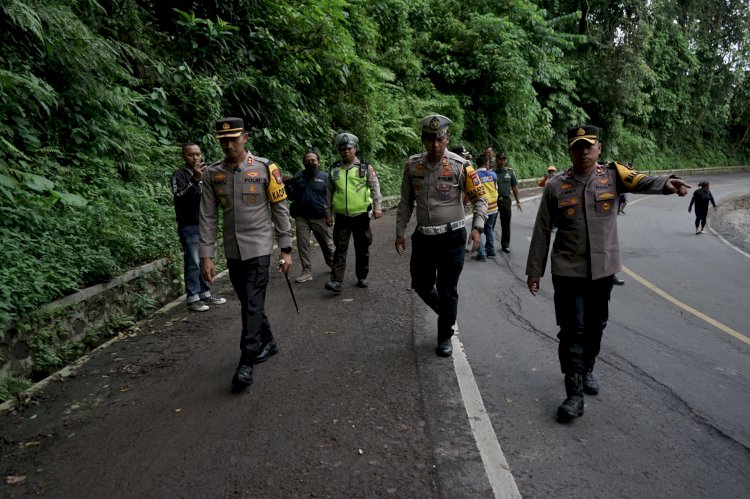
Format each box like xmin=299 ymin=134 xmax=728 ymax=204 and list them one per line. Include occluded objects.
xmin=452 ymin=328 xmax=522 ymax=499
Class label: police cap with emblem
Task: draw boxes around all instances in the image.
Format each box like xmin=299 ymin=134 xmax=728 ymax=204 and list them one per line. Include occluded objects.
xmin=420 ymin=114 xmax=452 ymax=140
xmin=335 ymin=132 xmax=358 ymax=149
xmin=215 ymin=117 xmax=244 ymax=139
xmin=567 ymin=125 xmax=599 ymax=147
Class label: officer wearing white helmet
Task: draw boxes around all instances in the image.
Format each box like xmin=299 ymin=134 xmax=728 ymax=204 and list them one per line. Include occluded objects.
xmin=325 ymin=132 xmax=382 ymax=293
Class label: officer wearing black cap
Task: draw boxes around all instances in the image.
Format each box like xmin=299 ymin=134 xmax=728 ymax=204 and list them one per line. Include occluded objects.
xmin=525 ymin=124 xmax=690 ymax=422
xmin=199 ymin=117 xmax=293 ymax=392
xmin=395 ymin=114 xmax=488 ymax=357
xmin=324 ymin=132 xmax=382 ymax=293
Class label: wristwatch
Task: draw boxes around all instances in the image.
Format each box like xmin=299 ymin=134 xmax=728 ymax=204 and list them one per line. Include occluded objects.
xmin=280 ymin=246 xmax=293 ymax=254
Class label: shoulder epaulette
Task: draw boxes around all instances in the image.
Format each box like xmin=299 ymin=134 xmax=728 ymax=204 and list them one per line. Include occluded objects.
xmin=611 ymin=161 xmax=631 ymax=170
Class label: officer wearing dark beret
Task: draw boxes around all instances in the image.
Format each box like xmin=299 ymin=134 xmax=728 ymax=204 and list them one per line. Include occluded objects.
xmin=525 ymin=124 xmax=690 ymax=422
xmin=199 ymin=117 xmax=293 ymax=392
xmin=494 ymin=151 xmax=522 ymax=253
xmin=396 ymin=115 xmax=488 ymax=357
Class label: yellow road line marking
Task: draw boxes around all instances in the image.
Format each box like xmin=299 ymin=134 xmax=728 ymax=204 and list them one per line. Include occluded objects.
xmin=621 ymin=266 xmax=750 ymax=346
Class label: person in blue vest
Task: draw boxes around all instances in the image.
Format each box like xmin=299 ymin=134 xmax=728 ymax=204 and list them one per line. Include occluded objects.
xmin=324 ymin=133 xmax=382 ymax=293
xmin=473 ymin=154 xmax=499 ymax=262
xmin=284 ymin=149 xmax=335 ymax=283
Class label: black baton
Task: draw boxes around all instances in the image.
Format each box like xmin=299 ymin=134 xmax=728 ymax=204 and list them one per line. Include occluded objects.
xmin=279 ymin=260 xmax=300 ymax=314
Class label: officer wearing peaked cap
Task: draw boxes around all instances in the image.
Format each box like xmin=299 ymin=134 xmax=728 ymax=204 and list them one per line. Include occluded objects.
xmin=325 ymin=131 xmax=382 ymax=293
xmin=395 ymin=114 xmax=488 ymax=357
xmin=525 ymin=124 xmax=690 ymax=422
xmin=200 ymin=117 xmax=293 ymax=393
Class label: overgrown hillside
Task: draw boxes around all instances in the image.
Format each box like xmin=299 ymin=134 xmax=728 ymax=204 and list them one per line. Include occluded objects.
xmin=1 ymin=0 xmax=749 ymax=331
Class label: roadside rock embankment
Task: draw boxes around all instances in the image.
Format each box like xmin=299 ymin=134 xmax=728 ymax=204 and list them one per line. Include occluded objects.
xmin=713 ymin=194 xmax=750 ymax=254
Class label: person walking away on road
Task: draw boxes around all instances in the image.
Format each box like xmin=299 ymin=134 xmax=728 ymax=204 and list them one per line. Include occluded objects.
xmin=525 ymin=125 xmax=690 ymax=423
xmin=473 ymin=155 xmax=499 ymax=262
xmin=324 ymin=133 xmax=382 ymax=293
xmin=688 ymin=181 xmax=718 ymax=234
xmin=171 ymin=142 xmax=226 ymax=312
xmin=494 ymin=152 xmax=522 ymax=253
xmin=538 ymin=165 xmax=557 ymax=188
xmin=284 ymin=149 xmax=335 ymax=282
xmin=199 ymin=117 xmax=293 ymax=393
xmin=395 ymin=114 xmax=488 ymax=357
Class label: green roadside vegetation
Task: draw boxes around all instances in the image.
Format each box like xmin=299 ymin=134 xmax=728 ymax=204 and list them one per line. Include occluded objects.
xmin=1 ymin=0 xmax=749 ymax=336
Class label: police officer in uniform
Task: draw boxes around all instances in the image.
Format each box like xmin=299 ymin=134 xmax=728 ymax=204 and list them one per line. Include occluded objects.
xmin=325 ymin=133 xmax=382 ymax=293
xmin=199 ymin=117 xmax=293 ymax=392
xmin=493 ymin=154 xmax=521 ymax=254
xmin=495 ymin=152 xmax=522 ymax=253
xmin=526 ymin=125 xmax=690 ymax=422
xmin=395 ymin=115 xmax=488 ymax=357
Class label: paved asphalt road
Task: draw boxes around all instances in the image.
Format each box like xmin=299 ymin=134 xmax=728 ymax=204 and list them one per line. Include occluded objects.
xmin=457 ymin=172 xmax=750 ymax=497
xmin=1 ymin=172 xmax=748 ymax=498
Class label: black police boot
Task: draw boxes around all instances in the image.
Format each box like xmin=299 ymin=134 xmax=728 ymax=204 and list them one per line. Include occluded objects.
xmin=254 ymin=338 xmax=278 ymax=364
xmin=557 ymin=374 xmax=584 ymax=422
xmin=231 ymin=353 xmax=254 ymax=393
xmin=583 ymin=369 xmax=599 ymax=395
xmin=436 ymin=337 xmax=453 ymax=357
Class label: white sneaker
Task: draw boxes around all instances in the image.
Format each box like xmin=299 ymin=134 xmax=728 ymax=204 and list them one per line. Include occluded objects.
xmin=202 ymin=296 xmax=226 ymax=304
xmin=699 ymin=229 xmax=705 ymax=234
xmin=295 ymin=271 xmax=313 ymax=283
xmin=187 ymin=302 xmax=209 ymax=312
xmin=696 ymin=229 xmax=701 ymax=234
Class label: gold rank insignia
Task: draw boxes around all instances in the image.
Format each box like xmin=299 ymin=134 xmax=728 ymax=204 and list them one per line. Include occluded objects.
xmin=430 ymin=116 xmax=441 ymax=130
xmin=223 ymin=122 xmax=230 ymax=130
xmin=246 ymin=171 xmax=258 ymax=177
xmin=577 ymin=128 xmax=585 ymax=136
xmin=602 ymin=202 xmax=611 ymax=211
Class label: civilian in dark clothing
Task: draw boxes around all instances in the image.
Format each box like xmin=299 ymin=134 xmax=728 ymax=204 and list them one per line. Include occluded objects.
xmin=688 ymin=181 xmax=718 ymax=234
xmin=171 ymin=143 xmax=225 ymax=311
xmin=284 ymin=150 xmax=335 ymax=283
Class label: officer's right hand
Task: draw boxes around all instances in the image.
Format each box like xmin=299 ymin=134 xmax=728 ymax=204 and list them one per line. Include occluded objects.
xmin=395 ymin=236 xmax=407 ymax=255
xmin=326 ymin=216 xmax=333 ymax=227
xmin=527 ymin=277 xmax=540 ymax=296
xmin=201 ymin=257 xmax=216 ymax=285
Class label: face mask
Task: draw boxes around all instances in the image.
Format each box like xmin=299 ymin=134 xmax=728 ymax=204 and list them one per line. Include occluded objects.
xmin=304 ymin=161 xmax=317 ymax=170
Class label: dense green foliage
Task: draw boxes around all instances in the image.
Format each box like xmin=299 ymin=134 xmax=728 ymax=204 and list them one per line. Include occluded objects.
xmin=1 ymin=0 xmax=749 ymax=331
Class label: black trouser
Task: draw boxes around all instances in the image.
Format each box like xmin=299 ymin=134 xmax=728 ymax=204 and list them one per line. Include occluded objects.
xmin=552 ymin=275 xmax=615 ymax=375
xmin=410 ymin=228 xmax=466 ymax=340
xmin=498 ymin=196 xmax=512 ymax=250
xmin=331 ymin=212 xmax=371 ymax=282
xmin=694 ymin=206 xmax=708 ymax=229
xmin=227 ymin=255 xmax=273 ymax=356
